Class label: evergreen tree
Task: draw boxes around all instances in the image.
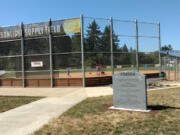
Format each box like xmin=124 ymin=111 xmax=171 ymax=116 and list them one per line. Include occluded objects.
xmin=118 ymin=44 xmax=130 ymax=65
xmin=101 ymin=26 xmax=119 ymax=52
xmin=100 ymin=26 xmax=111 ymax=66
xmin=122 ymin=44 xmax=129 ymax=52
xmin=71 ymin=33 xmax=81 ymax=67
xmin=129 ymin=47 xmax=136 ymax=65
xmin=85 ymin=20 xmax=102 ymax=67
xmin=53 ymin=25 xmax=72 ymax=53
xmin=52 ymin=25 xmax=72 ymax=69
xmin=85 ymin=20 xmax=102 ymax=52
xmin=161 ymin=44 xmax=173 ymax=51
xmin=7 ymin=50 xmax=15 ymax=70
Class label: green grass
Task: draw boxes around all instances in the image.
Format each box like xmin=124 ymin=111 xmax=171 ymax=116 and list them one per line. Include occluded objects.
xmin=34 ymin=88 xmax=180 ymax=135
xmin=0 ymin=96 xmax=43 ymax=112
xmin=2 ymin=72 xmax=19 ymax=78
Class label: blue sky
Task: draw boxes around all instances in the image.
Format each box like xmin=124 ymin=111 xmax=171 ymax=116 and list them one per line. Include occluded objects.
xmin=0 ymin=0 xmax=179 ymax=50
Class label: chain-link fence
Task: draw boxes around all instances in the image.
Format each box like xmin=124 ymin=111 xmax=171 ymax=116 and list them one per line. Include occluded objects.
xmin=161 ymin=56 xmax=180 ymax=81
xmin=82 ymin=16 xmax=160 ymax=85
xmin=0 ymin=15 xmax=162 ymax=87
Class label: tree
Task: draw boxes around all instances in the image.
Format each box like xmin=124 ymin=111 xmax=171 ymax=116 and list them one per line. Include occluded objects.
xmin=85 ymin=20 xmax=102 ymax=52
xmin=101 ymin=26 xmax=119 ymax=51
xmin=70 ymin=33 xmax=81 ymax=68
xmin=7 ymin=50 xmax=15 ymax=70
xmin=101 ymin=26 xmax=119 ymax=66
xmin=52 ymin=25 xmax=72 ymax=69
xmin=161 ymin=44 xmax=173 ymax=51
xmin=138 ymin=51 xmax=159 ymax=65
xmin=118 ymin=44 xmax=131 ymax=65
xmin=129 ymin=47 xmax=136 ymax=65
xmin=85 ymin=20 xmax=102 ymax=67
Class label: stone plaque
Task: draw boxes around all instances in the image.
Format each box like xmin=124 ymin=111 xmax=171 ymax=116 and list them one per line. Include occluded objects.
xmin=112 ymin=71 xmax=147 ymax=111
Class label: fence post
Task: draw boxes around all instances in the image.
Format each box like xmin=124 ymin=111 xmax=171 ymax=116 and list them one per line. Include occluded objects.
xmin=174 ymin=57 xmax=177 ymax=81
xmin=21 ymin=22 xmax=25 ymax=87
xmin=80 ymin=14 xmax=85 ymax=87
xmin=168 ymin=57 xmax=170 ymax=80
xmin=110 ymin=17 xmax=114 ymax=75
xmin=177 ymin=59 xmax=179 ymax=81
xmin=177 ymin=58 xmax=179 ymax=81
xmin=158 ymin=22 xmax=162 ymax=73
xmin=176 ymin=57 xmax=178 ymax=81
xmin=164 ymin=57 xmax=166 ymax=78
xmin=48 ymin=19 xmax=53 ymax=88
xmin=135 ymin=20 xmax=139 ymax=72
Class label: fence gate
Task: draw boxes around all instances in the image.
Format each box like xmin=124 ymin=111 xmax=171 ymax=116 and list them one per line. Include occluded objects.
xmin=177 ymin=59 xmax=180 ymax=81
xmin=162 ymin=56 xmax=180 ymax=81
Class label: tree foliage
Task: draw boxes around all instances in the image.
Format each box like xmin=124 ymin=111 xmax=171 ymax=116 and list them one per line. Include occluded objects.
xmin=161 ymin=44 xmax=173 ymax=51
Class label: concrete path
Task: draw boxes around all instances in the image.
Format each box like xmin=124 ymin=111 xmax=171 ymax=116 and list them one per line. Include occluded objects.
xmin=0 ymin=87 xmax=82 ymax=97
xmin=0 ymin=88 xmax=87 ymax=135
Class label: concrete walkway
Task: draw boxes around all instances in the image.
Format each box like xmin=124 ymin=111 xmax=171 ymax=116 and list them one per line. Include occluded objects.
xmin=0 ymin=88 xmax=87 ymax=135
xmin=0 ymin=87 xmax=82 ymax=97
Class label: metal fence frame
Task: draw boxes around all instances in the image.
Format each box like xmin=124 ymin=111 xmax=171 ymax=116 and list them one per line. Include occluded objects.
xmin=161 ymin=56 xmax=180 ymax=81
xmin=0 ymin=14 xmax=162 ymax=87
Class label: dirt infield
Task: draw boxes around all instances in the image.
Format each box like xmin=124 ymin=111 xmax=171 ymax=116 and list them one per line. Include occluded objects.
xmin=19 ymin=70 xmax=161 ymax=79
xmin=1 ymin=70 xmax=177 ymax=81
xmin=0 ymin=70 xmax=178 ymax=87
xmin=27 ymin=70 xmax=179 ymax=81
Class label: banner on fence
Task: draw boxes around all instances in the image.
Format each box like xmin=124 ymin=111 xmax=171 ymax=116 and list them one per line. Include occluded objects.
xmin=0 ymin=18 xmax=80 ymax=40
xmin=52 ymin=18 xmax=80 ymax=34
xmin=0 ymin=25 xmax=21 ymax=40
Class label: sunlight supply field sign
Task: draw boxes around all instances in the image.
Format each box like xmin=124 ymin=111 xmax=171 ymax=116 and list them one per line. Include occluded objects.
xmin=0 ymin=25 xmax=21 ymax=40
xmin=31 ymin=61 xmax=43 ymax=67
xmin=0 ymin=18 xmax=80 ymax=40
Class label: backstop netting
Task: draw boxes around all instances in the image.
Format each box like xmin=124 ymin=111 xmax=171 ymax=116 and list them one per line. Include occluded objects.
xmin=0 ymin=16 xmax=161 ymax=87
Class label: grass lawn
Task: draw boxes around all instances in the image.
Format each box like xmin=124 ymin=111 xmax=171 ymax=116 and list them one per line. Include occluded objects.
xmin=0 ymin=96 xmax=43 ymax=113
xmin=34 ymin=88 xmax=180 ymax=135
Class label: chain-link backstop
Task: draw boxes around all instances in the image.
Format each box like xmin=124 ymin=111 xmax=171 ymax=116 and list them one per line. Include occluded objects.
xmin=0 ymin=15 xmax=162 ymax=87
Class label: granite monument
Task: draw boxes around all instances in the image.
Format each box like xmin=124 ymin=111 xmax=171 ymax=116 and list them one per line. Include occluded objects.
xmin=110 ymin=71 xmax=149 ymax=111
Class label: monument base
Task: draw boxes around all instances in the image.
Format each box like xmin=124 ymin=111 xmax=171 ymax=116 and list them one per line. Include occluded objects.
xmin=109 ymin=106 xmax=151 ymax=112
